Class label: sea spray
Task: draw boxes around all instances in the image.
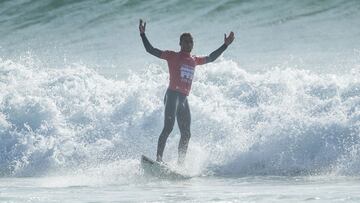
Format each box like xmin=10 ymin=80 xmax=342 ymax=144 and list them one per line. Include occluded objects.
xmin=1 ymin=57 xmax=360 ymax=177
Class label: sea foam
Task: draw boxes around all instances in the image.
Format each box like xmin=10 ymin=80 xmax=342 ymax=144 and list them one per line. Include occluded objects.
xmin=1 ymin=57 xmax=360 ymax=177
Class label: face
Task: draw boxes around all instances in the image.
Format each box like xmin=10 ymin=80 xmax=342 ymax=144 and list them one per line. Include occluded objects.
xmin=180 ymin=35 xmax=193 ymax=53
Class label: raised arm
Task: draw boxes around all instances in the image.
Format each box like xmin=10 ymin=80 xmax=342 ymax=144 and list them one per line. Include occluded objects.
xmin=206 ymin=31 xmax=235 ymax=63
xmin=139 ymin=19 xmax=163 ymax=58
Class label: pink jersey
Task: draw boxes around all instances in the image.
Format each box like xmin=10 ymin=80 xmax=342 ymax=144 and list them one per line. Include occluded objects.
xmin=161 ymin=51 xmax=206 ymax=96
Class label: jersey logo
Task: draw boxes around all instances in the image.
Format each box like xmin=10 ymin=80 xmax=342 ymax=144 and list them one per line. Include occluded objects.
xmin=180 ymin=64 xmax=194 ymax=83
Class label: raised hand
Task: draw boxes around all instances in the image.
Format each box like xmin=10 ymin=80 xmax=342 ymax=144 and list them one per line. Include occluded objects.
xmin=224 ymin=31 xmax=235 ymax=46
xmin=139 ymin=19 xmax=146 ymax=34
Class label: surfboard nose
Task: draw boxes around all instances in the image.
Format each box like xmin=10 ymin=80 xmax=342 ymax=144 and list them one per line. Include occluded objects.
xmin=141 ymin=155 xmax=191 ymax=179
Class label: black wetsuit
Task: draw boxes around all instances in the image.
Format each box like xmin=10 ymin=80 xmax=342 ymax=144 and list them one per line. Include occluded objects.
xmin=141 ymin=33 xmax=227 ymax=164
xmin=158 ymin=89 xmax=191 ymax=165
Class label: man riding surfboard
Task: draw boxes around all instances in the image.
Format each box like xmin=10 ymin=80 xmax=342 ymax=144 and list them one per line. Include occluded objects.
xmin=139 ymin=19 xmax=234 ymax=165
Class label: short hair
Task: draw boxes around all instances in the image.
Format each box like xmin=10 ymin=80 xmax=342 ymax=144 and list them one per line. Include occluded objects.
xmin=180 ymin=33 xmax=193 ymax=43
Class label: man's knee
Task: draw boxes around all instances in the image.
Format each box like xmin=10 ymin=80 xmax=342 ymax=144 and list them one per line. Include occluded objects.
xmin=180 ymin=129 xmax=191 ymax=141
xmin=179 ymin=124 xmax=191 ymax=137
xmin=163 ymin=116 xmax=175 ymax=134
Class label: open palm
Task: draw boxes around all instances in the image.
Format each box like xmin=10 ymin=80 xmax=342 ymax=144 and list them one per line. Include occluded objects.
xmin=139 ymin=19 xmax=146 ymax=34
xmin=224 ymin=32 xmax=235 ymax=46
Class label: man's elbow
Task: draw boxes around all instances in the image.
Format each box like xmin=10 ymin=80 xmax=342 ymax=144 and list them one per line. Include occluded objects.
xmin=207 ymin=56 xmax=215 ymax=63
xmin=145 ymin=47 xmax=153 ymax=54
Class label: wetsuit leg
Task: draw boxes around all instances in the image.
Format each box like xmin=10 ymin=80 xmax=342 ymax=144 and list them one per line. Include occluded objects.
xmin=177 ymin=97 xmax=191 ymax=165
xmin=156 ymin=90 xmax=179 ymax=162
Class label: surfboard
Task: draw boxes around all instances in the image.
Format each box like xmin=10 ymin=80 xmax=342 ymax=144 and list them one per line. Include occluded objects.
xmin=141 ymin=155 xmax=191 ymax=179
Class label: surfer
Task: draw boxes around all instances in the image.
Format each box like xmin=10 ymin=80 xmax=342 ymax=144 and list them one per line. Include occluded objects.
xmin=139 ymin=19 xmax=234 ymax=165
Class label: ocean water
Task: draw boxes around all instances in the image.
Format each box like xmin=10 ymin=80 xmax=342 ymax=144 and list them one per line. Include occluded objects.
xmin=1 ymin=0 xmax=360 ymax=202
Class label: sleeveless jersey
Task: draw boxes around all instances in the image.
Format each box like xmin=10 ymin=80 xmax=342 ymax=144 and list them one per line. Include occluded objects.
xmin=161 ymin=51 xmax=206 ymax=96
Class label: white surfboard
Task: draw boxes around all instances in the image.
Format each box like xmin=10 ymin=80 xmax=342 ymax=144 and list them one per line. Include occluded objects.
xmin=141 ymin=155 xmax=191 ymax=179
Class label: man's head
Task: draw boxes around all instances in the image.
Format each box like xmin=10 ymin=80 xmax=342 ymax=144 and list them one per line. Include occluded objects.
xmin=179 ymin=33 xmax=193 ymax=53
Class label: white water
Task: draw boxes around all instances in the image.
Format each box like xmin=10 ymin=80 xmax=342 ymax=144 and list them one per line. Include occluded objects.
xmin=1 ymin=176 xmax=360 ymax=202
xmin=1 ymin=57 xmax=360 ymax=177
